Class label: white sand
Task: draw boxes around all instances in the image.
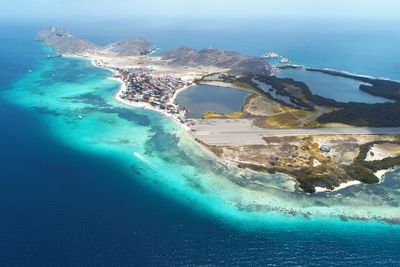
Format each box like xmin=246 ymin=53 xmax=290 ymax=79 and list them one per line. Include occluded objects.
xmin=315 ymin=167 xmax=398 ymax=192
xmin=65 ymin=52 xmax=400 ymax=196
xmin=315 ymin=180 xmax=362 ymax=193
xmin=374 ymin=170 xmax=388 ymax=182
xmin=365 ymin=143 xmax=400 ymax=161
xmin=170 ymin=84 xmax=193 ymax=104
xmin=111 ymin=77 xmax=191 ymax=130
xmin=80 ymin=54 xmax=187 ymax=128
xmin=374 ymin=167 xmax=399 ymax=183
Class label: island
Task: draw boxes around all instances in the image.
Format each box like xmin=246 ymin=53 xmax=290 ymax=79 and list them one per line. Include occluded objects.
xmin=36 ymin=26 xmax=400 ymax=193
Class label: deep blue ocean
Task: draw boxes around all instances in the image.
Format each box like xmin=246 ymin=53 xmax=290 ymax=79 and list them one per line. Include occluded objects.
xmin=1 ymin=19 xmax=400 ymax=266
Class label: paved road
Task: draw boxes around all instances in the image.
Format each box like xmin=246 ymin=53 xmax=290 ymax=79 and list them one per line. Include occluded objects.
xmin=191 ymin=119 xmax=400 ymax=145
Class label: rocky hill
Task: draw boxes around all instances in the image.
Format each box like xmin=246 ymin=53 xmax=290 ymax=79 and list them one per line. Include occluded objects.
xmin=161 ymin=46 xmax=272 ymax=75
xmin=103 ymin=38 xmax=155 ymax=56
xmin=35 ymin=27 xmax=100 ymax=54
xmin=36 ymin=27 xmax=155 ymax=56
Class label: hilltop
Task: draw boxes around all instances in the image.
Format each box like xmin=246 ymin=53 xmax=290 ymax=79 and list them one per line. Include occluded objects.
xmin=103 ymin=38 xmax=155 ymax=56
xmin=35 ymin=27 xmax=100 ymax=54
xmin=161 ymin=46 xmax=271 ymax=76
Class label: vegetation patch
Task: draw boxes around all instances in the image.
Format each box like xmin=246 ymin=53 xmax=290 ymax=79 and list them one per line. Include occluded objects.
xmin=202 ymin=111 xmax=244 ymax=119
xmin=214 ymin=136 xmax=400 ymax=194
xmin=317 ymin=103 xmax=400 ymax=127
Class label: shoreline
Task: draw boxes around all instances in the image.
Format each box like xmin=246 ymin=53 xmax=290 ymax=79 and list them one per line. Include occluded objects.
xmin=314 ymin=166 xmax=399 ymax=193
xmin=110 ymin=76 xmax=228 ymax=164
xmin=315 ymin=180 xmax=362 ymax=193
xmin=75 ymin=54 xmax=231 ymax=165
xmin=77 ymin=54 xmax=191 ymax=130
xmin=61 ymin=53 xmax=400 ymax=195
xmin=110 ymin=75 xmax=191 ymax=130
xmin=170 ymin=83 xmax=193 ymax=103
xmin=375 ymin=167 xmax=399 ymax=183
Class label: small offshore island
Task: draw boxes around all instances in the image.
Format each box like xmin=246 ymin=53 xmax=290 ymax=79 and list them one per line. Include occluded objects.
xmin=36 ymin=27 xmax=400 ymax=195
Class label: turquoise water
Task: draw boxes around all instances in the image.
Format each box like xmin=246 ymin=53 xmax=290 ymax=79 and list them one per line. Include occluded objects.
xmin=175 ymin=85 xmax=250 ymax=118
xmin=274 ymin=68 xmax=393 ymax=103
xmin=3 ymin=40 xmax=400 ymax=227
xmin=1 ymin=22 xmax=400 ymax=265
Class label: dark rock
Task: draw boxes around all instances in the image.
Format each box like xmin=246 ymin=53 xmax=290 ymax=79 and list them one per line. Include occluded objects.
xmin=104 ymin=38 xmax=155 ymax=56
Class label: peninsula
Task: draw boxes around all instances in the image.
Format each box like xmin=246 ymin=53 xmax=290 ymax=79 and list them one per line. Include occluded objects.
xmin=36 ymin=27 xmax=400 ymax=193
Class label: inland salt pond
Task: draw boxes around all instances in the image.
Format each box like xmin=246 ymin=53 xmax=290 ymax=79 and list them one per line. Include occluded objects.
xmin=274 ymin=68 xmax=393 ymax=103
xmin=175 ymin=85 xmax=250 ymax=118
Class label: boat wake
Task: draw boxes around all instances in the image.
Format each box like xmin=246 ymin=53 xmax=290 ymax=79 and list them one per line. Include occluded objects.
xmin=133 ymin=152 xmax=154 ymax=170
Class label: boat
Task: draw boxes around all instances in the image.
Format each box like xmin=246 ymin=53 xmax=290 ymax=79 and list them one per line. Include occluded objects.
xmin=28 ymin=69 xmax=32 ymax=72
xmin=78 ymin=114 xmax=83 ymax=119
xmin=133 ymin=152 xmax=153 ymax=169
xmin=47 ymin=54 xmax=61 ymax=59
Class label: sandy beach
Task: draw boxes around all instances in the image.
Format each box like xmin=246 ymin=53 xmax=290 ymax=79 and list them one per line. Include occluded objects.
xmin=375 ymin=167 xmax=399 ymax=183
xmin=314 ymin=166 xmax=398 ymax=192
xmin=314 ymin=180 xmax=362 ymax=193
xmin=66 ymin=52 xmax=238 ymax=166
xmin=111 ymin=76 xmax=191 ymax=129
xmin=170 ymin=83 xmax=193 ymax=103
xmin=74 ymin=53 xmax=189 ymax=128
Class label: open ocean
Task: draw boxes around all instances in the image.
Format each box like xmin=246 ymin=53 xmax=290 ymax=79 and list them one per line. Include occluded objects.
xmin=1 ymin=19 xmax=400 ymax=266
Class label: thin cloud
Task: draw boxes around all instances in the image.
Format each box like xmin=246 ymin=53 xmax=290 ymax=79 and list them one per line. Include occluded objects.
xmin=1 ymin=0 xmax=399 ymax=20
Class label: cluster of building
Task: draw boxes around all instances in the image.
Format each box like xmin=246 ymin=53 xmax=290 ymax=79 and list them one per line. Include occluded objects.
xmin=117 ymin=68 xmax=186 ymax=115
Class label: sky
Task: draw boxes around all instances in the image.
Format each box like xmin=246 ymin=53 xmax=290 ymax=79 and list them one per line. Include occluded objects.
xmin=1 ymin=0 xmax=400 ymax=20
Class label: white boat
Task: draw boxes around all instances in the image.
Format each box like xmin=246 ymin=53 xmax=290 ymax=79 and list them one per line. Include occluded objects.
xmin=78 ymin=114 xmax=83 ymax=119
xmin=133 ymin=152 xmax=154 ymax=169
xmin=47 ymin=54 xmax=61 ymax=58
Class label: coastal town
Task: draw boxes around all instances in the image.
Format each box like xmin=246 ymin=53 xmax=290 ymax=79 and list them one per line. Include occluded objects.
xmin=116 ymin=68 xmax=186 ymax=113
xmin=114 ymin=67 xmax=199 ymax=127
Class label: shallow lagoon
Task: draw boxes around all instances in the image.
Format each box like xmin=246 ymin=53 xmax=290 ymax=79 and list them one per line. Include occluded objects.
xmin=175 ymin=85 xmax=250 ymax=118
xmin=275 ymin=68 xmax=393 ymax=103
